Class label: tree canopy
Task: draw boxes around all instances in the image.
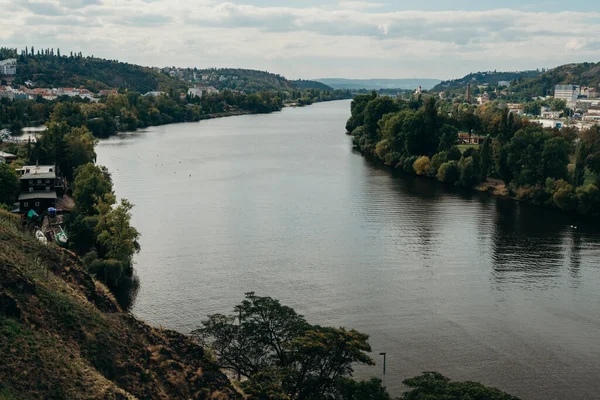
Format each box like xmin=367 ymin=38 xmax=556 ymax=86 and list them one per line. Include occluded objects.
xmin=193 ymin=293 xmax=383 ymax=400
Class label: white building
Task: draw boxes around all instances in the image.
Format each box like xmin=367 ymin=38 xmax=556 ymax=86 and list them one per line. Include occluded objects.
xmin=188 ymin=87 xmax=204 ymax=99
xmin=143 ymin=91 xmax=166 ymax=97
xmin=477 ymin=93 xmax=490 ymax=105
xmin=498 ymin=81 xmax=510 ymax=87
xmin=0 ymin=59 xmax=17 ymax=76
xmin=554 ymin=85 xmax=580 ymax=101
xmin=188 ymin=85 xmax=219 ymax=99
xmin=540 ymin=106 xmax=561 ymax=119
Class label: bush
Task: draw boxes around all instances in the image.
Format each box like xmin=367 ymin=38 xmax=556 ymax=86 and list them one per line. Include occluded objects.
xmin=458 ymin=157 xmax=478 ymax=187
xmin=403 ymin=156 xmax=418 ymax=174
xmin=552 ymin=181 xmax=576 ymax=211
xmin=413 ymin=156 xmax=432 ymax=176
xmin=437 ymin=161 xmax=460 ymax=184
xmin=447 ymin=146 xmax=462 ymax=161
xmin=576 ymin=184 xmax=600 ymax=215
xmin=431 ymin=151 xmax=448 ymax=172
xmin=514 ymin=185 xmax=547 ymax=205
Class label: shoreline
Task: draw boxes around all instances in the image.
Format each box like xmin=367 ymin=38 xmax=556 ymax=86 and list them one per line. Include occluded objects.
xmin=12 ymin=98 xmax=352 ymax=139
xmin=352 ymin=143 xmax=599 ymax=220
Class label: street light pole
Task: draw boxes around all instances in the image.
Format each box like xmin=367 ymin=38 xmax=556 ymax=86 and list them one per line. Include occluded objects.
xmin=379 ymin=352 xmax=387 ymax=383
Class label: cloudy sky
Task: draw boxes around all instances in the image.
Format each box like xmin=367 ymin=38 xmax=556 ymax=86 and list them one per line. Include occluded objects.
xmin=1 ymin=0 xmax=599 ymax=80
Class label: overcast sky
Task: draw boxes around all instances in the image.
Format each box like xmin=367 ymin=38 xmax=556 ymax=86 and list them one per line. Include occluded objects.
xmin=1 ymin=0 xmax=599 ymax=80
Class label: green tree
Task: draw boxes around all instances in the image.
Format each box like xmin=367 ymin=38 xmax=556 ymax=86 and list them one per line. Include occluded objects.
xmin=447 ymin=146 xmax=462 ymax=161
xmin=479 ymin=137 xmax=492 ymax=180
xmin=193 ymin=293 xmax=382 ymax=400
xmin=542 ymin=136 xmax=570 ymax=181
xmin=72 ymin=163 xmax=113 ymax=215
xmin=334 ymin=378 xmax=391 ymax=400
xmin=64 ymin=126 xmax=98 ymax=181
xmin=413 ymin=156 xmax=432 ymax=176
xmin=438 ymin=124 xmax=458 ymax=152
xmin=458 ymin=157 xmax=478 ymax=187
xmin=0 ymin=163 xmax=20 ymax=206
xmin=438 ymin=161 xmax=460 ymax=184
xmin=402 ymin=372 xmax=519 ymax=400
xmin=94 ymin=197 xmax=140 ymax=284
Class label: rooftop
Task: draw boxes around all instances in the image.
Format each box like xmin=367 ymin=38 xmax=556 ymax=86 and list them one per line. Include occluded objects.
xmin=21 ymin=172 xmax=56 ymax=180
xmin=18 ymin=191 xmax=58 ymax=201
xmin=0 ymin=151 xmax=16 ymax=158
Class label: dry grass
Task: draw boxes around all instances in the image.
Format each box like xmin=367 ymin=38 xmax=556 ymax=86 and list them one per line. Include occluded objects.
xmin=0 ymin=225 xmax=240 ymax=400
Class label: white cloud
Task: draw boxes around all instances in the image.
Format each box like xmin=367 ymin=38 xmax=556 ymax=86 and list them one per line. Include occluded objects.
xmin=1 ymin=0 xmax=599 ymax=79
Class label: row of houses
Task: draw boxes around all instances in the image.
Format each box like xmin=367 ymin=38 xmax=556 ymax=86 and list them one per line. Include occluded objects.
xmin=554 ymin=84 xmax=599 ymax=102
xmin=0 ymin=85 xmax=119 ymax=101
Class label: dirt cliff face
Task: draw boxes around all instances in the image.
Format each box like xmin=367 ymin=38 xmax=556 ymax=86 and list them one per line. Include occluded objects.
xmin=0 ymin=224 xmax=240 ymax=400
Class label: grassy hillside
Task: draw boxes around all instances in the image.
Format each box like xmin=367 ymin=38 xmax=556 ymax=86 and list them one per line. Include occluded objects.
xmin=1 ymin=47 xmax=187 ymax=93
xmin=507 ymin=62 xmax=600 ymax=98
xmin=432 ymin=70 xmax=541 ymax=92
xmin=0 ymin=216 xmax=240 ymax=400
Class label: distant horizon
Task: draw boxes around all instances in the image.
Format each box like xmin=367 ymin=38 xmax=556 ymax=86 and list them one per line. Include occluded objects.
xmin=8 ymin=46 xmax=597 ymax=84
xmin=3 ymin=1 xmax=599 ymax=79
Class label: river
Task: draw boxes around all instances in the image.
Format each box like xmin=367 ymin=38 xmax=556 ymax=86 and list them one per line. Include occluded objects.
xmin=97 ymin=100 xmax=600 ymax=399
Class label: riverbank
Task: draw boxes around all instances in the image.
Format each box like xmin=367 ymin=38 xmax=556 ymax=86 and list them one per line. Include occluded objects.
xmin=345 ymin=94 xmax=600 ymax=218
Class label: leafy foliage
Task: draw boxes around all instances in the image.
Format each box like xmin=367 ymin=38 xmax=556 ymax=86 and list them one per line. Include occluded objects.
xmin=347 ymin=94 xmax=600 ymax=215
xmin=0 ymin=163 xmax=19 ymax=206
xmin=193 ymin=293 xmax=385 ymax=400
xmin=402 ymin=372 xmax=520 ymax=400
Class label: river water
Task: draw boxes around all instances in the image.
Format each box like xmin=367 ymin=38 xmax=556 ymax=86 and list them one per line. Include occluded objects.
xmin=97 ymin=100 xmax=600 ymax=399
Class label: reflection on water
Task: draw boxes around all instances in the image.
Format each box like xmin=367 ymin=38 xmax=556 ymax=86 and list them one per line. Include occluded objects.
xmin=112 ymin=274 xmax=140 ymax=311
xmin=97 ymin=100 xmax=600 ymax=399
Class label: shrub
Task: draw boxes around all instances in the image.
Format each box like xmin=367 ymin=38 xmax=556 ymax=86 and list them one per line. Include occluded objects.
xmin=576 ymin=184 xmax=600 ymax=215
xmin=403 ymin=156 xmax=418 ymax=174
xmin=458 ymin=157 xmax=478 ymax=187
xmin=552 ymin=180 xmax=576 ymax=211
xmin=413 ymin=156 xmax=432 ymax=176
xmin=437 ymin=161 xmax=460 ymax=184
xmin=447 ymin=146 xmax=462 ymax=161
xmin=431 ymin=151 xmax=448 ymax=172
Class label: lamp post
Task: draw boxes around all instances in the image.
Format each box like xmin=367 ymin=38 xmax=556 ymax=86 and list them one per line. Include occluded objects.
xmin=379 ymin=352 xmax=387 ymax=383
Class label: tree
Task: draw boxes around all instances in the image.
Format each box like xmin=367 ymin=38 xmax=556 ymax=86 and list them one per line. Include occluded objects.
xmin=94 ymin=197 xmax=140 ymax=282
xmin=542 ymin=136 xmax=570 ymax=181
xmin=479 ymin=137 xmax=492 ymax=180
xmin=437 ymin=161 xmax=460 ymax=184
xmin=402 ymin=372 xmax=519 ymax=400
xmin=193 ymin=293 xmax=382 ymax=400
xmin=438 ymin=124 xmax=458 ymax=152
xmin=413 ymin=156 xmax=432 ymax=176
xmin=0 ymin=163 xmax=19 ymax=206
xmin=458 ymin=157 xmax=478 ymax=187
xmin=447 ymin=146 xmax=462 ymax=161
xmin=64 ymin=126 xmax=98 ymax=181
xmin=72 ymin=163 xmax=113 ymax=215
xmin=334 ymin=378 xmax=391 ymax=400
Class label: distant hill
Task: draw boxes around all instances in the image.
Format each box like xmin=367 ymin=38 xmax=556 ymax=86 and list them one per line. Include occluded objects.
xmin=1 ymin=47 xmax=186 ymax=93
xmin=316 ymin=78 xmax=441 ymax=90
xmin=292 ymin=79 xmax=333 ymax=91
xmin=432 ymin=70 xmax=542 ymax=92
xmin=167 ymin=67 xmax=298 ymax=93
xmin=507 ymin=62 xmax=600 ymax=98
